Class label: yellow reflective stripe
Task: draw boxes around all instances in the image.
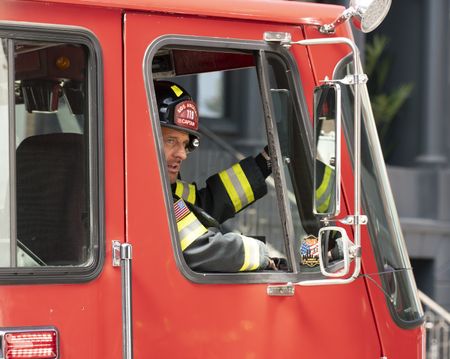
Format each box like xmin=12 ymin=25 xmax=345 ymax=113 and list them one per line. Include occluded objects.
xmin=171 ymin=85 xmax=183 ymax=97
xmin=232 ymin=163 xmax=255 ymax=205
xmin=219 ymin=170 xmax=242 ymax=212
xmin=177 ymin=212 xmax=207 ymax=251
xmin=316 ymin=165 xmax=332 ymax=198
xmin=175 ymin=181 xmax=184 ymax=199
xmin=219 ymin=163 xmax=255 ymax=213
xmin=187 ymin=183 xmax=196 ymax=204
xmin=317 ymin=193 xmax=331 ymax=213
xmin=316 ymin=165 xmax=333 ymax=213
xmin=239 ymin=236 xmax=261 ymax=272
xmin=175 ymin=181 xmax=196 ymax=204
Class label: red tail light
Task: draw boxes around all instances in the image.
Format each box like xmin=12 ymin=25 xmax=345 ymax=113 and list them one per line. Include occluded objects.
xmin=4 ymin=330 xmax=57 ymax=359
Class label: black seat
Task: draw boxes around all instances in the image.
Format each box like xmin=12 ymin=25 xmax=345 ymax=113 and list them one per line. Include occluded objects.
xmin=16 ymin=133 xmax=87 ymax=265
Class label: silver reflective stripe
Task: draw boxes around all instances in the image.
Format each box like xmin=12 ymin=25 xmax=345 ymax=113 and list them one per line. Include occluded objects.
xmin=219 ymin=164 xmax=254 ymax=212
xmin=177 ymin=212 xmax=207 ymax=251
xmin=175 ymin=180 xmax=196 ymax=204
xmin=239 ymin=235 xmax=262 ymax=271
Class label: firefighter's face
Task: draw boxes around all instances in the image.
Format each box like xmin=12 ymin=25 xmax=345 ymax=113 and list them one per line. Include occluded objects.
xmin=162 ymin=127 xmax=190 ymax=183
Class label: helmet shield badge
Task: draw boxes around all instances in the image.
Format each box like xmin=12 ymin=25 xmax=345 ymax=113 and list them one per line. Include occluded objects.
xmin=174 ymin=100 xmax=198 ymax=132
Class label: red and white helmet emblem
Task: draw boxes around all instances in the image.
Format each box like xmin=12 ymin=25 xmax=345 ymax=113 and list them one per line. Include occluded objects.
xmin=174 ymin=100 xmax=198 ymax=131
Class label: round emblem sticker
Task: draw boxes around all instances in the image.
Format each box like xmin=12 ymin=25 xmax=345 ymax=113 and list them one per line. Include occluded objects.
xmin=174 ymin=100 xmax=198 ymax=131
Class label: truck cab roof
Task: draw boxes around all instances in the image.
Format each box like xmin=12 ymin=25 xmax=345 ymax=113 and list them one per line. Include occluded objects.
xmin=30 ymin=0 xmax=344 ymax=26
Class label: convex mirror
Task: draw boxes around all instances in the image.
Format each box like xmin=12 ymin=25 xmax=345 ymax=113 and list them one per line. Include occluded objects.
xmin=313 ymin=83 xmax=341 ymax=217
xmin=318 ymin=226 xmax=351 ymax=277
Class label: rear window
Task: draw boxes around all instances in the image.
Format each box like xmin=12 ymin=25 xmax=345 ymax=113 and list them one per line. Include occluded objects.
xmin=0 ymin=25 xmax=103 ymax=282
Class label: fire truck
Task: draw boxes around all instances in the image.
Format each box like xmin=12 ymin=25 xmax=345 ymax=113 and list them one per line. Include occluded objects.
xmin=0 ymin=0 xmax=425 ymax=358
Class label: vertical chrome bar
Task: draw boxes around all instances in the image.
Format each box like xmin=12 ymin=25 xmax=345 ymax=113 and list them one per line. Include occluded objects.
xmin=120 ymin=243 xmax=133 ymax=359
xmin=7 ymin=39 xmax=17 ymax=267
xmin=298 ymin=37 xmax=362 ymax=286
xmin=352 ymin=45 xmax=363 ymax=280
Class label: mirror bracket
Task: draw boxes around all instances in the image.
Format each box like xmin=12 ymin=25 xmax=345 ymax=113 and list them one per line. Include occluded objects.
xmin=319 ymin=0 xmax=392 ymax=34
xmin=323 ymin=74 xmax=368 ymax=86
xmin=263 ymin=32 xmax=293 ymax=48
xmin=350 ymin=245 xmax=362 ymax=259
xmin=319 ymin=7 xmax=356 ymax=35
xmin=339 ymin=215 xmax=368 ymax=226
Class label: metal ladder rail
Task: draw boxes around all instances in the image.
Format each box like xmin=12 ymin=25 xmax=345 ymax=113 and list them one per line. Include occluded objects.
xmin=419 ymin=290 xmax=450 ymax=359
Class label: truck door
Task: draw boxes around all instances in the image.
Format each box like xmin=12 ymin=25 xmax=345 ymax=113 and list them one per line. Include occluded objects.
xmin=0 ymin=4 xmax=125 ymax=357
xmin=124 ymin=12 xmax=382 ymax=358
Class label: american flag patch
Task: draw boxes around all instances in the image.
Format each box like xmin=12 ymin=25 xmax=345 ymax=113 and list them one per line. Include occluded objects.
xmin=174 ymin=199 xmax=190 ymax=222
xmin=300 ymin=235 xmax=320 ymax=267
xmin=300 ymin=237 xmax=319 ymax=257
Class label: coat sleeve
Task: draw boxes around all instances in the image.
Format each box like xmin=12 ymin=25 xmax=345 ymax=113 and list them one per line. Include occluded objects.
xmin=174 ymin=156 xmax=268 ymax=224
xmin=174 ymin=198 xmax=269 ymax=272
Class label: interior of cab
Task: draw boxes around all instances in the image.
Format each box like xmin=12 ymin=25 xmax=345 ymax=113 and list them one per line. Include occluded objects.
xmin=4 ymin=41 xmax=91 ymax=267
xmin=151 ymin=45 xmax=320 ymax=274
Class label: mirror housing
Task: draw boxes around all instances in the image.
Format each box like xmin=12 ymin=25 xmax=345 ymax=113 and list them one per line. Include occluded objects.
xmin=313 ymin=83 xmax=341 ymax=217
xmin=350 ymin=0 xmax=392 ymax=33
xmin=319 ymin=226 xmax=351 ymax=278
xmin=320 ymin=0 xmax=392 ymax=34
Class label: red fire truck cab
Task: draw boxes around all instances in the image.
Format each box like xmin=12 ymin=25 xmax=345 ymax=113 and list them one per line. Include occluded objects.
xmin=0 ymin=0 xmax=424 ymax=358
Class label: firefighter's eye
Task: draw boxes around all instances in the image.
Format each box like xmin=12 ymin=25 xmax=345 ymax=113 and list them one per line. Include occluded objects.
xmin=164 ymin=138 xmax=179 ymax=149
xmin=164 ymin=137 xmax=190 ymax=153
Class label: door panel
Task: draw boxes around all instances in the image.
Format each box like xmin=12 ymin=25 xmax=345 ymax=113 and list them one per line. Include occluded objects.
xmin=125 ymin=12 xmax=381 ymax=358
xmin=0 ymin=2 xmax=124 ymax=358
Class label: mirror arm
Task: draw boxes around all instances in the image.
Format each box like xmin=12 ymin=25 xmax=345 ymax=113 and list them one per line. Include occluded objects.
xmin=319 ymin=7 xmax=357 ymax=34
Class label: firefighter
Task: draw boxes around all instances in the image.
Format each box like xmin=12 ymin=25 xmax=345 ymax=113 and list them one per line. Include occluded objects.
xmin=155 ymin=80 xmax=277 ymax=272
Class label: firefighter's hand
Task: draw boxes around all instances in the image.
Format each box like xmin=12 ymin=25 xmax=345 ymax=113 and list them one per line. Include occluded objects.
xmin=266 ymin=257 xmax=278 ymax=270
xmin=272 ymin=257 xmax=288 ymax=271
xmin=266 ymin=257 xmax=288 ymax=270
xmin=255 ymin=145 xmax=271 ymax=178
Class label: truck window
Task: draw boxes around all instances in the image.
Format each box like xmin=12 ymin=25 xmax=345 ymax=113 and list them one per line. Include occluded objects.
xmin=336 ymin=56 xmax=423 ymax=326
xmin=145 ymin=40 xmax=321 ymax=282
xmin=0 ymin=29 xmax=102 ymax=281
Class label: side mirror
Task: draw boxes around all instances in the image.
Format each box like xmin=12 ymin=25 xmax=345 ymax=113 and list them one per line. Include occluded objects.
xmin=313 ymin=83 xmax=341 ymax=217
xmin=349 ymin=0 xmax=392 ymax=33
xmin=318 ymin=226 xmax=351 ymax=278
xmin=319 ymin=0 xmax=391 ymax=34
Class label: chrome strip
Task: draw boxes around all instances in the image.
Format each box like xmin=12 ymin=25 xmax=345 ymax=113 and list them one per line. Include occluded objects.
xmin=120 ymin=243 xmax=133 ymax=359
xmin=7 ymin=39 xmax=17 ymax=267
xmin=296 ymin=37 xmax=362 ymax=286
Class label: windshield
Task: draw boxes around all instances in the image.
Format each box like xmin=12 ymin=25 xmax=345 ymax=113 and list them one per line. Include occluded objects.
xmin=335 ymin=56 xmax=423 ymax=326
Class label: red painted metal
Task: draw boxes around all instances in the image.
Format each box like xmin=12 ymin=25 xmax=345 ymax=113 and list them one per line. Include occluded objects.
xmin=0 ymin=0 xmax=423 ymax=358
xmin=22 ymin=0 xmax=344 ymax=26
xmin=0 ymin=1 xmax=125 ymax=358
xmin=124 ymin=11 xmax=380 ymax=358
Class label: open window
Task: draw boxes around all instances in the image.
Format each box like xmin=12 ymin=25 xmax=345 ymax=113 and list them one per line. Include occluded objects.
xmin=145 ymin=37 xmax=323 ymax=283
xmin=0 ymin=26 xmax=102 ymax=282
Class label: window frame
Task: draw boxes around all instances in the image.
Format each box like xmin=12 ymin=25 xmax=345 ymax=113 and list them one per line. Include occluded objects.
xmin=0 ymin=22 xmax=104 ymax=284
xmin=335 ymin=54 xmax=424 ymax=328
xmin=144 ymin=35 xmax=320 ymax=284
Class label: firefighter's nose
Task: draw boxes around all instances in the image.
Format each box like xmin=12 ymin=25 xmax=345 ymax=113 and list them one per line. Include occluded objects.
xmin=175 ymin=145 xmax=187 ymax=160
